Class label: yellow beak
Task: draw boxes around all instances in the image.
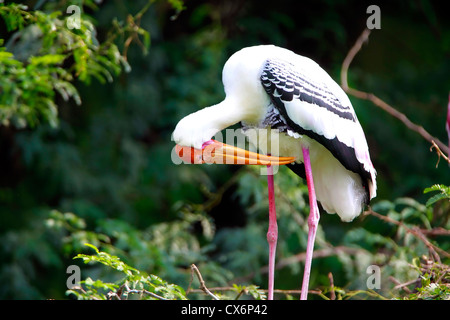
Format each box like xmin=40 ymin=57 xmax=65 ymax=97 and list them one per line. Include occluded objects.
xmin=175 ymin=140 xmax=295 ymax=166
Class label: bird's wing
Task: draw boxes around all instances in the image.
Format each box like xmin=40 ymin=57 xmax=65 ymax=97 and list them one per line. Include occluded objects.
xmin=260 ymin=58 xmax=375 ymax=196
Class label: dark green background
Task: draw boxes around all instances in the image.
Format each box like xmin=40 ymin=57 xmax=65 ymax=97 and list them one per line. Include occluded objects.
xmin=0 ymin=0 xmax=448 ymax=299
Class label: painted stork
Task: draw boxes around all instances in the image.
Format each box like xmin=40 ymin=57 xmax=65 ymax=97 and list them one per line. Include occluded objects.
xmin=172 ymin=45 xmax=377 ymax=300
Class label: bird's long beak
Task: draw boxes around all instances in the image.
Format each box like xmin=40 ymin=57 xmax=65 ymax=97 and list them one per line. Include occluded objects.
xmin=175 ymin=140 xmax=295 ymax=165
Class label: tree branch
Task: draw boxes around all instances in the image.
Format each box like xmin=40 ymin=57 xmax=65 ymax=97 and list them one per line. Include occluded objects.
xmin=189 ymin=264 xmax=220 ymax=300
xmin=366 ymin=209 xmax=450 ymax=261
xmin=341 ymin=28 xmax=449 ymax=159
xmin=234 ymin=245 xmax=365 ymax=283
xmin=430 ymin=140 xmax=450 ymax=167
xmin=187 ymin=287 xmax=322 ymax=299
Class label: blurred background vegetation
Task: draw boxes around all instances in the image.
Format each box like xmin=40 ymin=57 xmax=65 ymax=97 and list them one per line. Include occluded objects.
xmin=0 ymin=0 xmax=448 ymax=299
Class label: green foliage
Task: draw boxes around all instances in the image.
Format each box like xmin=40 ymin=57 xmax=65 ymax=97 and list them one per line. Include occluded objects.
xmin=398 ymin=256 xmax=450 ymax=300
xmin=0 ymin=2 xmax=142 ymax=127
xmin=0 ymin=0 xmax=449 ymax=301
xmin=68 ymin=244 xmax=187 ymax=300
xmin=424 ymin=184 xmax=450 ymax=207
xmin=56 ymin=179 xmax=449 ymax=300
xmin=230 ymin=284 xmax=267 ymax=300
xmin=0 ymin=49 xmax=78 ymax=127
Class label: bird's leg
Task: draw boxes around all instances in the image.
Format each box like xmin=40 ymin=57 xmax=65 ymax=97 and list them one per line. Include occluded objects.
xmin=300 ymin=146 xmax=320 ymax=300
xmin=266 ymin=163 xmax=278 ymax=300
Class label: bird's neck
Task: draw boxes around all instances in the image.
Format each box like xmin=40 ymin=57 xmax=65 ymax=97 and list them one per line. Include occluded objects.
xmin=173 ymin=99 xmax=248 ymax=149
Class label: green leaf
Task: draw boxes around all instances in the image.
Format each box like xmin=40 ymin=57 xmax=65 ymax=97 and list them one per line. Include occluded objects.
xmin=425 ymin=193 xmax=448 ymax=207
xmin=83 ymin=243 xmax=100 ymax=254
xmin=424 ymin=184 xmax=450 ymax=207
xmin=423 ymin=184 xmax=449 ymax=194
xmin=29 ymin=54 xmax=66 ymax=66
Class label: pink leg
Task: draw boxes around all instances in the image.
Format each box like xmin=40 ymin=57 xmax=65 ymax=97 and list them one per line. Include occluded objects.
xmin=300 ymin=146 xmax=320 ymax=300
xmin=266 ymin=164 xmax=278 ymax=300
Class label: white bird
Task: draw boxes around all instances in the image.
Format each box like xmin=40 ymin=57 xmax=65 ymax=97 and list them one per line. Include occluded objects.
xmin=172 ymin=45 xmax=377 ymax=300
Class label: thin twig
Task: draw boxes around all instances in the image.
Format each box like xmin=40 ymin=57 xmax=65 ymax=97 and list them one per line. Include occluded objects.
xmin=188 ymin=287 xmax=322 ymax=299
xmin=430 ymin=140 xmax=450 ymax=167
xmin=190 ymin=264 xmax=220 ymax=300
xmin=234 ymin=289 xmax=245 ymax=300
xmin=235 ymin=245 xmax=365 ymax=283
xmin=341 ymin=29 xmax=371 ymax=92
xmin=341 ymin=28 xmax=449 ymax=158
xmin=128 ymin=289 xmax=169 ymax=300
xmin=276 ymin=246 xmax=364 ymax=271
xmin=114 ymin=283 xmax=169 ymax=300
xmin=389 ymin=276 xmax=416 ymax=293
xmin=367 ymin=209 xmax=450 ymax=261
xmin=328 ymin=272 xmax=336 ymax=300
xmin=419 ymin=227 xmax=450 ymax=237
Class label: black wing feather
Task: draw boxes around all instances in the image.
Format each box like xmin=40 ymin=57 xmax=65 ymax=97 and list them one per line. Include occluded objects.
xmin=260 ymin=59 xmax=371 ymax=203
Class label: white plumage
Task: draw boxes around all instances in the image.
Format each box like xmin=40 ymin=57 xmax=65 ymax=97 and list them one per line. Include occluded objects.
xmin=173 ymin=44 xmax=376 ymax=222
xmin=173 ymin=44 xmax=378 ymax=300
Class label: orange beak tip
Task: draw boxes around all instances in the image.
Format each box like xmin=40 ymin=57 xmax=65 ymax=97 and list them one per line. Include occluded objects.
xmin=175 ymin=144 xmax=203 ymax=164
